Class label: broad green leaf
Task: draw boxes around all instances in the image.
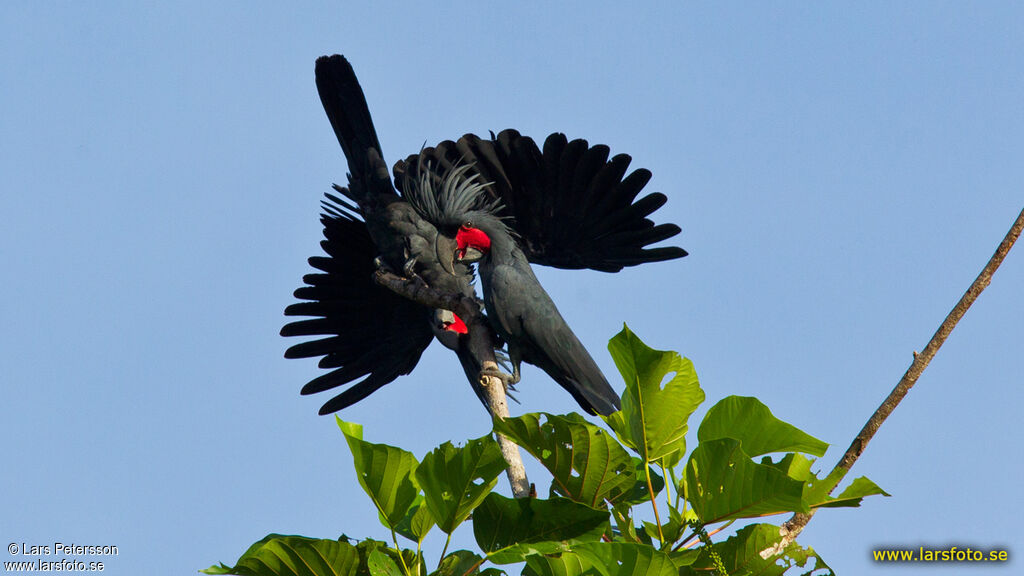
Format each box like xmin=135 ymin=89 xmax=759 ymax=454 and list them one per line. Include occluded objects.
xmin=698 ymin=396 xmax=828 ymax=457
xmin=604 ymin=328 xmax=695 ymax=464
xmin=604 ymin=325 xmax=705 ymax=465
xmin=615 ymin=459 xmax=664 ymax=507
xmin=802 ymin=466 xmax=843 ymax=509
xmin=337 ymin=417 xmax=420 ymax=529
xmin=415 ymin=435 xmax=506 ymax=534
xmin=667 ymin=548 xmax=701 ymax=569
xmin=571 ymin=542 xmax=678 ymax=576
xmin=680 ymin=523 xmax=833 ymax=576
xmin=394 ymin=495 xmax=435 ymax=543
xmin=686 ymin=438 xmax=808 ymax=523
xmin=355 ymin=540 xmax=423 ymax=576
xmin=432 ymin=550 xmax=491 ymax=576
xmin=495 ymin=413 xmax=635 ymax=508
xmin=813 ymin=476 xmax=891 ymax=509
xmin=797 ymin=461 xmax=891 ymax=510
xmin=523 ymin=553 xmax=595 ymax=576
xmin=473 ymin=493 xmax=610 ymax=564
xmin=202 ymin=534 xmax=359 ymax=576
xmin=337 ymin=419 xmax=363 ymax=441
xmin=367 ymin=549 xmax=403 ymax=576
xmin=761 ymin=452 xmax=817 ymax=483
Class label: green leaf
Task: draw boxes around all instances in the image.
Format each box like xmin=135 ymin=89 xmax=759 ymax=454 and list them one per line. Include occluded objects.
xmin=616 ymin=459 xmax=664 ymax=507
xmin=472 ymin=493 xmax=610 ymax=564
xmin=698 ymin=396 xmax=828 ymax=457
xmin=202 ymin=534 xmax=359 ymax=576
xmin=641 ymin=504 xmax=686 ymax=549
xmin=813 ymin=476 xmax=891 ymax=509
xmin=571 ymin=542 xmax=679 ymax=576
xmin=609 ymin=504 xmax=649 ymax=546
xmin=761 ymin=452 xmax=817 ymax=483
xmin=495 ymin=413 xmax=635 ymax=508
xmin=393 ymin=495 xmax=435 ymax=543
xmin=795 ymin=461 xmax=890 ymax=510
xmin=681 ymin=523 xmax=833 ymax=576
xmin=666 ymin=548 xmax=701 ymax=569
xmin=355 ymin=540 xmax=423 ymax=576
xmin=432 ymin=550 xmax=490 ymax=576
xmin=366 ymin=549 xmax=403 ymax=576
xmin=604 ymin=325 xmax=705 ymax=466
xmin=337 ymin=417 xmax=420 ymax=530
xmin=686 ymin=438 xmax=808 ymax=523
xmin=523 ymin=553 xmax=595 ymax=576
xmin=415 ymin=435 xmax=506 ymax=534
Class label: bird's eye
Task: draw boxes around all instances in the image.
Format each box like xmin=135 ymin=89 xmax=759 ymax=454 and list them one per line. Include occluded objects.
xmin=462 ymin=221 xmax=473 ymax=229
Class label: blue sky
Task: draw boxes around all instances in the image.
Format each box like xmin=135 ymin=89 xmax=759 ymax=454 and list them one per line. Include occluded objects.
xmin=2 ymin=2 xmax=1021 ymax=575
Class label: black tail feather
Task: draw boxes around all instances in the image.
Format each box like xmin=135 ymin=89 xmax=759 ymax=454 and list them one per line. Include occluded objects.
xmin=314 ymin=55 xmax=383 ymax=182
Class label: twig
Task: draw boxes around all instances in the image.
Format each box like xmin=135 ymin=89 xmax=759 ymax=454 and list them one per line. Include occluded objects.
xmin=374 ymin=270 xmax=531 ymax=498
xmin=762 ymin=206 xmax=1024 ymax=559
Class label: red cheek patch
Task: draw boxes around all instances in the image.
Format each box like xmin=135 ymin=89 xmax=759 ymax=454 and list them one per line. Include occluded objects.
xmin=456 ymin=226 xmax=491 ymax=256
xmin=445 ymin=313 xmax=468 ymax=334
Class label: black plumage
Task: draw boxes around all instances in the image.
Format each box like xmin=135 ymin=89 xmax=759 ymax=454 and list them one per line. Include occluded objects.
xmin=394 ymin=129 xmax=687 ymax=272
xmin=394 ymin=131 xmax=689 ymax=416
xmin=282 ymin=55 xmax=492 ymax=414
xmin=283 ymin=54 xmax=687 ymax=417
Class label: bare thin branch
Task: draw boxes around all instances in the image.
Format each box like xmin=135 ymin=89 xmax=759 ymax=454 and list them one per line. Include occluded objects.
xmin=763 ymin=206 xmax=1024 ymax=558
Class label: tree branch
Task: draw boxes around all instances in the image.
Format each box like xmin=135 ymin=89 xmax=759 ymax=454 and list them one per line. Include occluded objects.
xmin=373 ymin=270 xmax=532 ymax=498
xmin=763 ymin=206 xmax=1024 ymax=559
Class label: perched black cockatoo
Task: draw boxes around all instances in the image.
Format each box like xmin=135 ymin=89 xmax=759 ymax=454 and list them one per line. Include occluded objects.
xmin=283 ymin=55 xmax=687 ymax=417
xmin=393 ymin=132 xmax=688 ymax=415
xmin=281 ymin=55 xmax=498 ymax=414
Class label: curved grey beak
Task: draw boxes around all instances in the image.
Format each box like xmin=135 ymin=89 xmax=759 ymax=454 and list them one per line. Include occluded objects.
xmin=435 ymin=234 xmax=459 ymax=275
xmin=436 ymin=308 xmax=457 ymax=326
xmin=458 ymin=246 xmax=485 ymax=264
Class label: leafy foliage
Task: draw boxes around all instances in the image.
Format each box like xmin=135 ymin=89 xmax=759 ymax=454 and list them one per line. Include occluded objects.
xmin=681 ymin=524 xmax=833 ymax=576
xmin=210 ymin=326 xmax=886 ymax=575
xmin=697 ymin=396 xmax=829 ymax=458
xmin=686 ymin=438 xmax=808 ymax=523
xmin=474 ymin=493 xmax=610 ymax=564
xmin=604 ymin=325 xmax=704 ymax=468
xmin=494 ymin=413 xmax=636 ymax=508
xmin=416 ymin=436 xmax=506 ymax=534
xmin=337 ymin=419 xmax=421 ymax=531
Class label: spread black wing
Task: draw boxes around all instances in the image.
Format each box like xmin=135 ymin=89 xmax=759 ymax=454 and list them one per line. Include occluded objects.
xmin=281 ymin=194 xmax=434 ymax=414
xmin=393 ymin=129 xmax=687 ymax=272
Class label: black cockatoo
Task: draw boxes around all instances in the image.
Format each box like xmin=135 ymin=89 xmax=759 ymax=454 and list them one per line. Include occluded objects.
xmin=281 ymin=55 xmax=497 ymax=414
xmin=393 ymin=132 xmax=687 ymax=415
xmin=283 ymin=55 xmax=687 ymax=416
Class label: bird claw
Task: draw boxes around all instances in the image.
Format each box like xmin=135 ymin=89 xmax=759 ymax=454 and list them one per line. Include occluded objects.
xmin=374 ymin=255 xmax=427 ymax=285
xmin=373 ymin=256 xmax=393 ymax=273
xmin=479 ymin=365 xmax=519 ymax=389
xmin=402 ymin=256 xmax=418 ymax=277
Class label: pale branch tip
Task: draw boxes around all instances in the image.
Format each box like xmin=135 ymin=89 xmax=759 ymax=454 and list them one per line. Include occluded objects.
xmin=372 ymin=268 xmax=532 ymax=498
xmin=764 ymin=206 xmax=1024 ymax=558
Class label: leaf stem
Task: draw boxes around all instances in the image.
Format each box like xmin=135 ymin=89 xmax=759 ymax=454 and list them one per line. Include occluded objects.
xmin=390 ymin=528 xmax=412 ymax=576
xmin=644 ymin=463 xmax=665 ymax=544
xmin=416 ymin=541 xmax=423 ymax=576
xmin=677 ymin=519 xmax=734 ymax=551
xmin=461 ymin=557 xmax=487 ymax=576
xmin=660 ymin=460 xmax=672 ymax=507
xmin=438 ymin=533 xmax=452 ymax=570
xmin=677 ymin=466 xmax=687 ymax=529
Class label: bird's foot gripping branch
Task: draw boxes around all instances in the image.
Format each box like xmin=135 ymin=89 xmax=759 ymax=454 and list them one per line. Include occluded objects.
xmin=206 ymin=326 xmax=887 ymax=576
